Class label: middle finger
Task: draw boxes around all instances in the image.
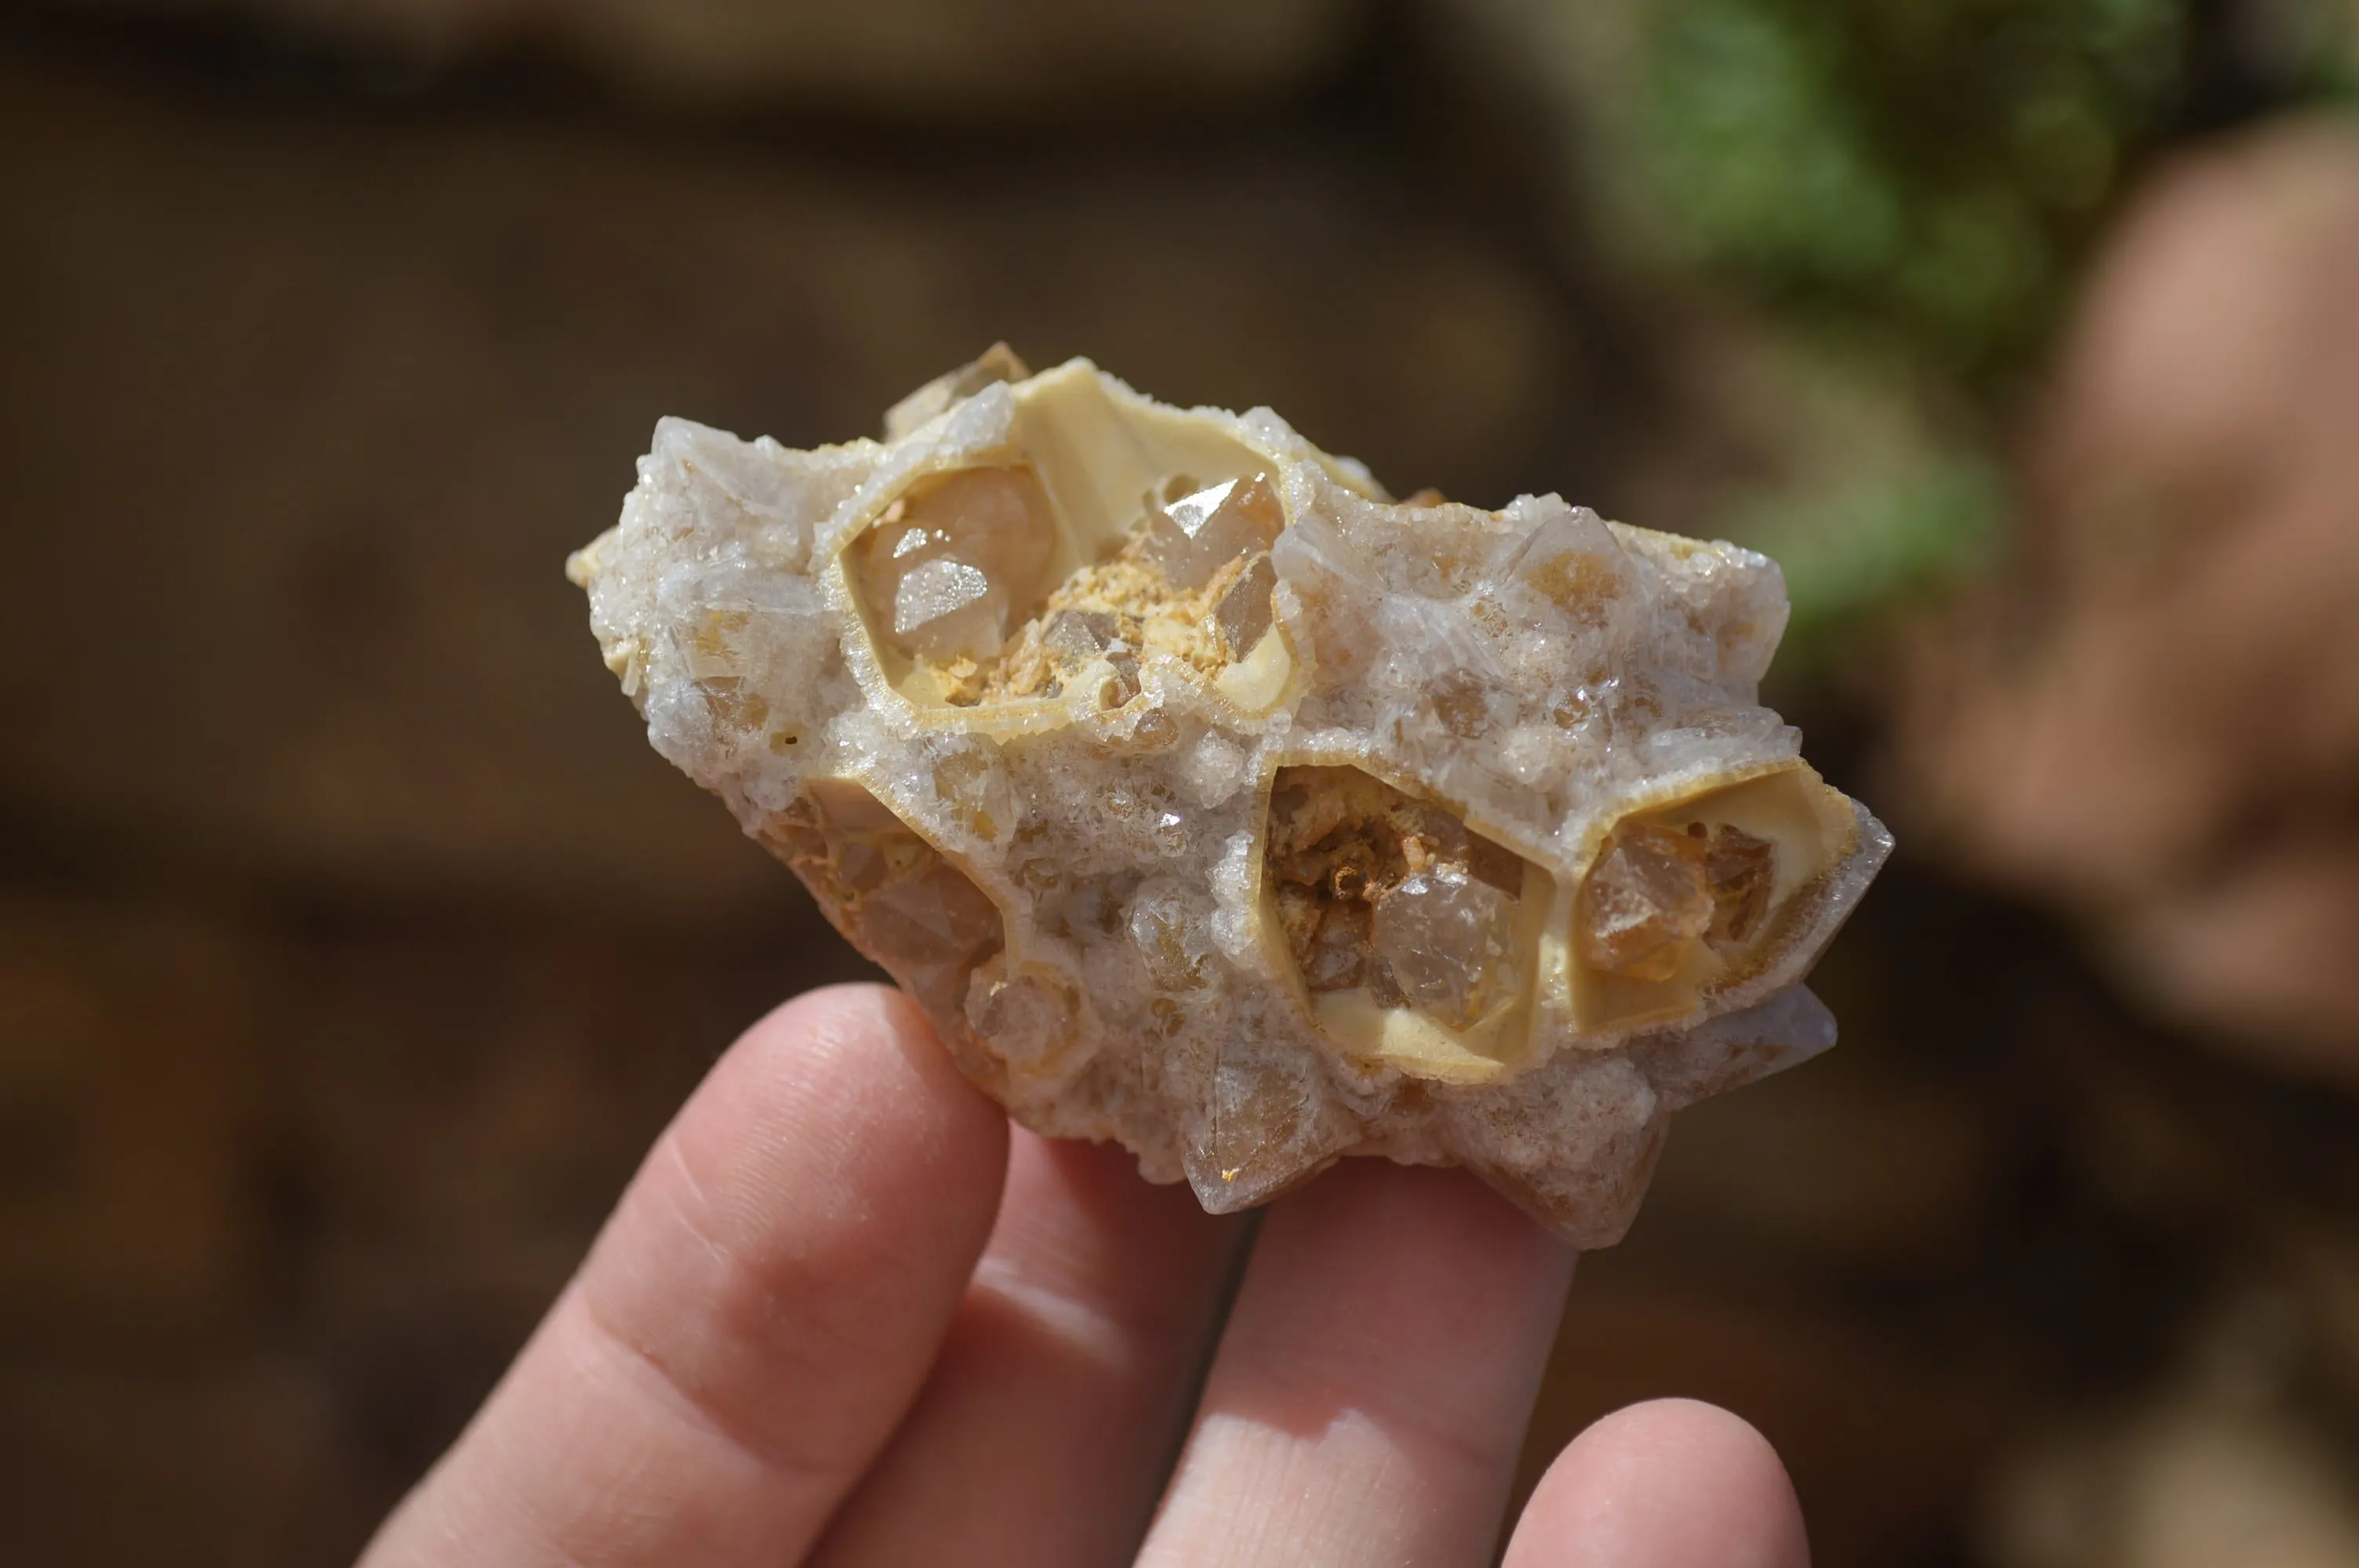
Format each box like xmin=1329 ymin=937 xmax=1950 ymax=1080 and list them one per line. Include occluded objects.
xmin=1137 ymin=1160 xmax=1575 ymax=1568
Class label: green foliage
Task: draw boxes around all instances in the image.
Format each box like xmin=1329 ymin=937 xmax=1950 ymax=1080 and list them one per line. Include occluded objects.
xmin=1634 ymin=0 xmax=2186 ymax=374
xmin=1728 ymin=445 xmax=2008 ymax=670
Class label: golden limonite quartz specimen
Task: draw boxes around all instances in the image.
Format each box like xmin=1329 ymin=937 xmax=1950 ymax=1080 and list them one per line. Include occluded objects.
xmin=569 ymin=349 xmax=1891 ymax=1247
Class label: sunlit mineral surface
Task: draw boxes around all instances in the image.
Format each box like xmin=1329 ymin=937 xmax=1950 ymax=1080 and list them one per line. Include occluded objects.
xmin=569 ymin=349 xmax=1891 ymax=1245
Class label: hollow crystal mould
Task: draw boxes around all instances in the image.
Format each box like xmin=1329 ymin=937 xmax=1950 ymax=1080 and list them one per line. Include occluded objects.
xmin=569 ymin=347 xmax=1891 ymax=1246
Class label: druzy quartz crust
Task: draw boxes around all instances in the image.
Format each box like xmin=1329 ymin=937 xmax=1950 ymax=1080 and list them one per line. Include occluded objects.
xmin=569 ymin=349 xmax=1891 ymax=1246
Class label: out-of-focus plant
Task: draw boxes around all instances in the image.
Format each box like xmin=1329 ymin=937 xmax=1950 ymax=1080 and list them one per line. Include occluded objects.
xmin=1727 ymin=390 xmax=2009 ymax=677
xmin=1634 ymin=0 xmax=2183 ymax=376
xmin=1452 ymin=0 xmax=2351 ymax=666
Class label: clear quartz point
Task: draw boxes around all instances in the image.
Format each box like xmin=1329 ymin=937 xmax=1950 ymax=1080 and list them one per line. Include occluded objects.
xmin=1212 ymin=551 xmax=1278 ymax=656
xmin=1301 ymin=898 xmax=1371 ymax=991
xmin=1703 ymin=825 xmax=1777 ymax=948
xmin=1044 ymin=608 xmax=1117 ymax=659
xmin=894 ymin=557 xmax=1001 ymax=659
xmin=861 ymin=858 xmax=1003 ymax=971
xmin=858 ymin=466 xmax=1056 ymax=663
xmin=1372 ymin=863 xmax=1521 ymax=1029
xmin=1579 ymin=820 xmax=1714 ymax=983
xmin=964 ymin=964 xmax=1070 ymax=1067
xmin=1142 ymin=474 xmax=1284 ymax=589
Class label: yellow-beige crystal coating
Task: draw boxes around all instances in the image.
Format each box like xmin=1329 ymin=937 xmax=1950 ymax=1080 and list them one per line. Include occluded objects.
xmin=569 ymin=349 xmax=1890 ymax=1246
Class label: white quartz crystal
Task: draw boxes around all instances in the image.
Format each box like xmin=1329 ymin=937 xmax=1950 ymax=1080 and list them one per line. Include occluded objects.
xmin=569 ymin=349 xmax=1891 ymax=1246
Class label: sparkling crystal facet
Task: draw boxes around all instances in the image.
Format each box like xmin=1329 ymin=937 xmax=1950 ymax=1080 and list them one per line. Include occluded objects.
xmin=893 ymin=557 xmax=1001 ymax=659
xmin=857 ymin=466 xmax=1056 ymax=664
xmin=1142 ymin=474 xmax=1284 ymax=589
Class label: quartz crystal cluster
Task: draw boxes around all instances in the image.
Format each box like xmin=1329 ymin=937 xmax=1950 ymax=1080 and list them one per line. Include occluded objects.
xmin=569 ymin=349 xmax=1891 ymax=1246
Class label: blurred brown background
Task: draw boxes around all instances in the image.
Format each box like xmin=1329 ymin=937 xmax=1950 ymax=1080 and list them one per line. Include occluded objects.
xmin=5 ymin=2 xmax=2359 ymax=1563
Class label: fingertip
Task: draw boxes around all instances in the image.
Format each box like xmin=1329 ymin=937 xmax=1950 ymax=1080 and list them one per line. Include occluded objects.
xmin=718 ymin=981 xmax=1010 ymax=1203
xmin=1505 ymin=1398 xmax=1808 ymax=1568
xmin=622 ymin=979 xmax=1014 ymax=1432
xmin=742 ymin=980 xmax=999 ymax=1112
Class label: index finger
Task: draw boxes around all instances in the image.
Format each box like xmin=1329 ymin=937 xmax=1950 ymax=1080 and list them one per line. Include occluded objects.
xmin=359 ymin=983 xmax=1010 ymax=1568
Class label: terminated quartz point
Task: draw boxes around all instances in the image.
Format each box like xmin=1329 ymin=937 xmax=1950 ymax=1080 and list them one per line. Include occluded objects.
xmin=569 ymin=348 xmax=1892 ymax=1247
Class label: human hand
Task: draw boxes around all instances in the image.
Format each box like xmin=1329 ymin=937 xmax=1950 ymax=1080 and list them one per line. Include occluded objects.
xmin=359 ymin=984 xmax=1808 ymax=1566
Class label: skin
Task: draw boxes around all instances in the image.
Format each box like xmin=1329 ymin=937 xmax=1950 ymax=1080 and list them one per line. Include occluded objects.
xmin=361 ymin=984 xmax=1810 ymax=1568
